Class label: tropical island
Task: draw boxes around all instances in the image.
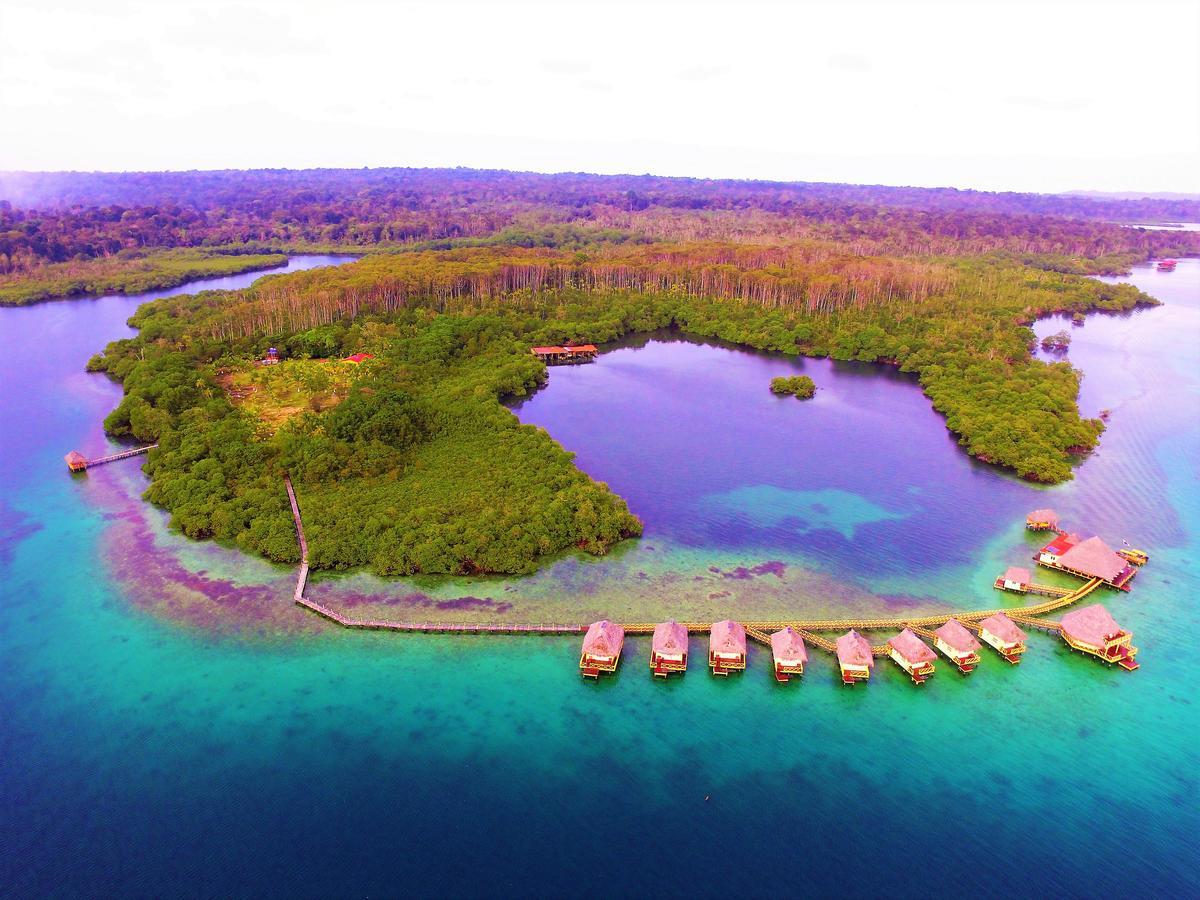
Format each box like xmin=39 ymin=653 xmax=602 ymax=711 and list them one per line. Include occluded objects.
xmin=7 ymin=168 xmax=1193 ymax=577
xmin=770 ymin=375 xmax=817 ymax=399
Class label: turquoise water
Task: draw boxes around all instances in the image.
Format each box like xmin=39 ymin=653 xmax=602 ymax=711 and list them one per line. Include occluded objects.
xmin=1 ymin=259 xmax=1197 ymax=896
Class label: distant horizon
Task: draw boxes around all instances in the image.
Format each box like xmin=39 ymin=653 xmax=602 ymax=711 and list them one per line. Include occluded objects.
xmin=1 ymin=164 xmax=1198 ymax=203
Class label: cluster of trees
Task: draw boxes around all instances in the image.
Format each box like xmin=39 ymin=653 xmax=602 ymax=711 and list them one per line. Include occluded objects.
xmin=0 ymin=248 xmax=285 ymax=306
xmin=92 ymin=303 xmax=643 ymax=575
xmin=770 ymin=376 xmax=817 ymax=399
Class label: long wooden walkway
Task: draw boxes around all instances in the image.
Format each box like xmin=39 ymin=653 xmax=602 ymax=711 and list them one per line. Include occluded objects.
xmin=282 ymin=475 xmax=1106 ymax=649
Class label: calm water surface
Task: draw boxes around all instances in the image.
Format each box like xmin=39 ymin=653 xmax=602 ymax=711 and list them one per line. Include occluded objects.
xmin=0 ymin=258 xmax=1196 ymax=896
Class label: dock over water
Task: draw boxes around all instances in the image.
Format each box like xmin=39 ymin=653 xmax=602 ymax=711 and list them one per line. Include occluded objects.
xmin=280 ymin=477 xmax=1141 ymax=683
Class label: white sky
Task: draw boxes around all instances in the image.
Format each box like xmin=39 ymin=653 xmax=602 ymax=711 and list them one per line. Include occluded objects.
xmin=1 ymin=0 xmax=1198 ymax=193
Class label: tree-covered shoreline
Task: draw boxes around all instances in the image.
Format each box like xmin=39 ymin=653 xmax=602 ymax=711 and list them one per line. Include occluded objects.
xmin=85 ymin=243 xmax=1155 ymax=576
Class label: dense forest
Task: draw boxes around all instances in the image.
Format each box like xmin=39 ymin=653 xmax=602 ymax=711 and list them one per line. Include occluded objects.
xmin=2 ymin=168 xmax=1198 ymax=303
xmin=16 ymin=166 xmax=1181 ymax=575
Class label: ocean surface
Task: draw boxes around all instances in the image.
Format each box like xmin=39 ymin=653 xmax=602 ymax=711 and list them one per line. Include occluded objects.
xmin=0 ymin=256 xmax=1196 ymax=897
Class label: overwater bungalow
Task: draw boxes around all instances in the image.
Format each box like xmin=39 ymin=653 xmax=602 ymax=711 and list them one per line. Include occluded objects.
xmin=887 ymin=628 xmax=937 ymax=684
xmin=995 ymin=565 xmax=1031 ymax=593
xmin=709 ymin=620 xmax=747 ymax=675
xmin=1025 ymin=508 xmax=1060 ymax=531
xmin=933 ymin=619 xmax=982 ymax=673
xmin=64 ymin=450 xmax=88 ymax=472
xmin=651 ymin=621 xmax=689 ymax=677
xmin=1060 ymin=604 xmax=1139 ymax=670
xmin=836 ymin=630 xmax=874 ymax=685
xmin=579 ymin=620 xmax=625 ymax=678
xmin=978 ymin=613 xmax=1028 ymax=664
xmin=769 ymin=627 xmax=808 ymax=683
xmin=1043 ymin=535 xmax=1137 ymax=590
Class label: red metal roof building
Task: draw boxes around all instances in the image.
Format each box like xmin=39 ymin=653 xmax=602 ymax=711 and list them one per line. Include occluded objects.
xmin=769 ymin=627 xmax=808 ymax=683
xmin=887 ymin=628 xmax=937 ymax=684
xmin=579 ymin=620 xmax=625 ymax=678
xmin=343 ymin=353 xmax=375 ymax=364
xmin=709 ymin=620 xmax=747 ymax=675
xmin=1060 ymin=604 xmax=1139 ymax=670
xmin=934 ymin=619 xmax=982 ymax=673
xmin=836 ymin=630 xmax=874 ymax=685
xmin=978 ymin=613 xmax=1028 ymax=663
xmin=651 ymin=621 xmax=689 ymax=678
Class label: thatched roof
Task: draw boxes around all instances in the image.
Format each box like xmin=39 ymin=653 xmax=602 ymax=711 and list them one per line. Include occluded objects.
xmin=979 ymin=613 xmax=1027 ymax=644
xmin=709 ymin=619 xmax=747 ymax=655
xmin=1061 ymin=604 xmax=1124 ymax=646
xmin=1003 ymin=566 xmax=1031 ymax=584
xmin=888 ymin=628 xmax=937 ymax=663
xmin=935 ymin=619 xmax=981 ymax=654
xmin=770 ymin=627 xmax=808 ymax=664
xmin=1057 ymin=536 xmax=1128 ymax=582
xmin=1026 ymin=508 xmax=1059 ymax=526
xmin=836 ymin=630 xmax=874 ymax=668
xmin=652 ymin=621 xmax=689 ymax=655
xmin=582 ymin=620 xmax=624 ymax=657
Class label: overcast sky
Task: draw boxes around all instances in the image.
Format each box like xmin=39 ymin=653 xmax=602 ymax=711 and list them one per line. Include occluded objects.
xmin=2 ymin=0 xmax=1197 ymax=193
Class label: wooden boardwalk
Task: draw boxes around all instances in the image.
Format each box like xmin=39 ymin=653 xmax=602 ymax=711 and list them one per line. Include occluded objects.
xmin=282 ymin=475 xmax=1108 ymax=650
xmin=65 ymin=444 xmax=157 ymax=472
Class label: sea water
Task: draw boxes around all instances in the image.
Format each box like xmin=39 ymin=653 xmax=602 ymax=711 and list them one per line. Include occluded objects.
xmin=0 ymin=258 xmax=1195 ymax=896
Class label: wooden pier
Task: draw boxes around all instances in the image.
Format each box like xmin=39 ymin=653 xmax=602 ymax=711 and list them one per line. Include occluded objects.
xmin=65 ymin=444 xmax=157 ymax=472
xmin=280 ymin=481 xmax=1139 ymax=682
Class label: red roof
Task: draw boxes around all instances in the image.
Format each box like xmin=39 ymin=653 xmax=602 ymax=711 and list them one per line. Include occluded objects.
xmin=1003 ymin=566 xmax=1031 ymax=584
xmin=836 ymin=630 xmax=874 ymax=668
xmin=1061 ymin=604 xmax=1125 ymax=647
xmin=1042 ymin=532 xmax=1081 ymax=555
xmin=709 ymin=619 xmax=747 ymax=655
xmin=770 ymin=627 xmax=808 ymax=664
xmin=888 ymin=628 xmax=937 ymax=663
xmin=935 ymin=619 xmax=981 ymax=654
xmin=1056 ymin=536 xmax=1129 ymax=583
xmin=582 ymin=620 xmax=624 ymax=657
xmin=566 ymin=344 xmax=598 ymax=353
xmin=652 ymin=621 xmax=688 ymax=655
xmin=979 ymin=613 xmax=1027 ymax=645
xmin=344 ymin=353 xmax=374 ymax=363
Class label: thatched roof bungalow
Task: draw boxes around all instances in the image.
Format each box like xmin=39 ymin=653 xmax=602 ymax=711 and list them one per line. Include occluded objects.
xmin=709 ymin=620 xmax=747 ymax=675
xmin=978 ymin=612 xmax=1028 ymax=663
xmin=651 ymin=621 xmax=689 ymax=677
xmin=1055 ymin=537 xmax=1137 ymax=589
xmin=770 ymin=627 xmax=808 ymax=682
xmin=1060 ymin=604 xmax=1139 ymax=670
xmin=1025 ymin=508 xmax=1060 ymax=531
xmin=934 ymin=619 xmax=982 ymax=672
xmin=887 ymin=628 xmax=937 ymax=684
xmin=836 ymin=630 xmax=874 ymax=685
xmin=579 ymin=620 xmax=625 ymax=678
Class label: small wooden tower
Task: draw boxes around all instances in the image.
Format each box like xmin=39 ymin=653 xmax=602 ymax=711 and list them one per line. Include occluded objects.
xmin=579 ymin=620 xmax=625 ymax=678
xmin=708 ymin=620 xmax=747 ymax=676
xmin=769 ymin=627 xmax=808 ymax=683
xmin=650 ymin=621 xmax=689 ymax=678
xmin=887 ymin=628 xmax=937 ymax=684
